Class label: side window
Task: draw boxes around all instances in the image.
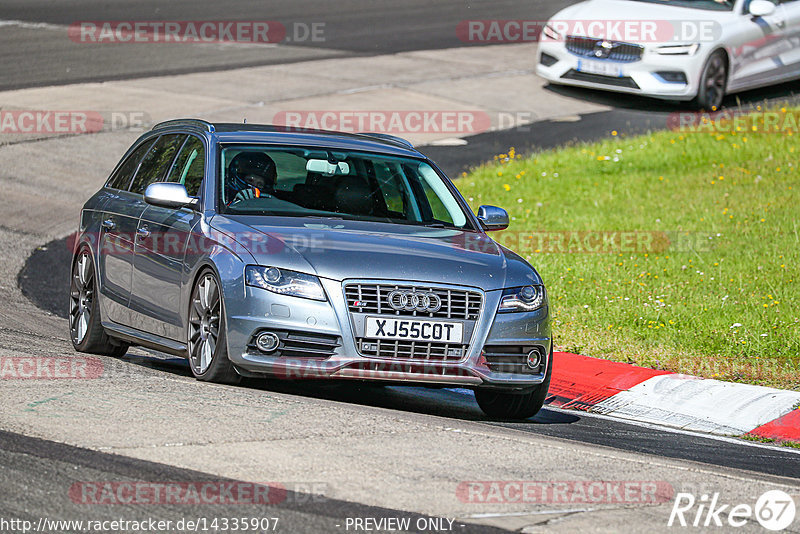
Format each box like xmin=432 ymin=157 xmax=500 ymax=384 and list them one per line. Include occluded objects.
xmin=106 ymin=139 xmax=156 ymax=191
xmin=129 ymin=134 xmax=186 ymax=195
xmin=167 ymin=136 xmax=205 ymax=197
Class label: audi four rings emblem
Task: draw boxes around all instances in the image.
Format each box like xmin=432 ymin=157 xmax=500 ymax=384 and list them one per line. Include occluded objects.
xmin=387 ymin=290 xmax=442 ymax=312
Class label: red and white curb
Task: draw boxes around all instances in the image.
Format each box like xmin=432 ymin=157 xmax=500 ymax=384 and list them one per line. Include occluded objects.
xmin=548 ymin=352 xmax=800 ymax=442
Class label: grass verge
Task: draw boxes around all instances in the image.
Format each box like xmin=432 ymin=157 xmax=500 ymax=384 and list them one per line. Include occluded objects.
xmin=457 ymin=107 xmax=800 ymax=389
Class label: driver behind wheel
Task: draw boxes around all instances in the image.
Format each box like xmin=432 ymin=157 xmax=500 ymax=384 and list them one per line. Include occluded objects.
xmin=227 ymin=152 xmax=277 ymax=204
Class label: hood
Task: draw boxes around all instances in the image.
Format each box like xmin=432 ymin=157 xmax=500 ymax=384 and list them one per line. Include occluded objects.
xmin=211 ymin=215 xmax=541 ymax=291
xmin=553 ymin=0 xmax=731 ymax=44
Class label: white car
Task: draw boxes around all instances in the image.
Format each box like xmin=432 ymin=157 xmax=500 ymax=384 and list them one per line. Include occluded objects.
xmin=536 ymin=0 xmax=800 ymax=109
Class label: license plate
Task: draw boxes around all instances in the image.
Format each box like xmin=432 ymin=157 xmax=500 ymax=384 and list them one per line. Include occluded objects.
xmin=365 ymin=317 xmax=463 ymax=343
xmin=577 ymin=59 xmax=623 ymax=77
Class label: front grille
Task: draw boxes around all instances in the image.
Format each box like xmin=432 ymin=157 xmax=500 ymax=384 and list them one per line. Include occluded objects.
xmin=359 ymin=339 xmax=468 ymax=362
xmin=344 ymin=361 xmax=478 ymax=378
xmin=562 ymin=69 xmax=640 ymax=89
xmin=247 ymin=330 xmax=340 ymax=358
xmin=566 ymin=36 xmax=643 ymax=63
xmin=344 ymin=283 xmax=482 ymax=320
xmin=483 ymin=345 xmax=546 ymax=374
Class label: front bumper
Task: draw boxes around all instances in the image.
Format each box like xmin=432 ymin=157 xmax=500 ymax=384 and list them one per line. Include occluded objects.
xmin=536 ymin=40 xmax=704 ymax=101
xmin=223 ymin=278 xmax=551 ymax=390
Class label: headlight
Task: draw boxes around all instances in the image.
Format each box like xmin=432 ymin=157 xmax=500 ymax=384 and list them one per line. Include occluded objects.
xmin=655 ymin=43 xmax=700 ymax=56
xmin=245 ymin=266 xmax=326 ymax=301
xmin=498 ymin=285 xmax=546 ymax=313
xmin=542 ymin=24 xmax=562 ymax=41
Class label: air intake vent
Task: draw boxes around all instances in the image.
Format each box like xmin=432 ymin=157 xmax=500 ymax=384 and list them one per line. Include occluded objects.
xmin=248 ymin=330 xmax=340 ymax=358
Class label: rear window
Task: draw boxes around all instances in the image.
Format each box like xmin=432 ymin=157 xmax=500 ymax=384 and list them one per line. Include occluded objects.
xmin=129 ymin=134 xmax=186 ymax=194
xmin=106 ymin=139 xmax=156 ymax=191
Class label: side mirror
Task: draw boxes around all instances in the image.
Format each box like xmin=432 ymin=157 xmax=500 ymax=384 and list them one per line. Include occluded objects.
xmin=476 ymin=205 xmax=509 ymax=231
xmin=749 ymin=0 xmax=776 ymax=17
xmin=144 ymin=182 xmax=198 ymax=209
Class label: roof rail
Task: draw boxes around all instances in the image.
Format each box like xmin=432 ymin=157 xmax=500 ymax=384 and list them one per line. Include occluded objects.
xmin=152 ymin=119 xmax=215 ymax=133
xmin=356 ymin=132 xmax=415 ymax=149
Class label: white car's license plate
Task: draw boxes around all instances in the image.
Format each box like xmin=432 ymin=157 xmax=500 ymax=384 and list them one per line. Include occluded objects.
xmin=577 ymin=59 xmax=624 ymax=77
xmin=365 ymin=317 xmax=463 ymax=343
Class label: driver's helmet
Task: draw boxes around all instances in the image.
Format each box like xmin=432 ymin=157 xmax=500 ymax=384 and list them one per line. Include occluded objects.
xmin=227 ymin=151 xmax=277 ymax=199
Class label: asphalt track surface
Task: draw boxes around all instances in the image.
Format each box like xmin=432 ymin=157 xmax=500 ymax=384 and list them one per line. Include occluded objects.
xmin=18 ymin=238 xmax=800 ymax=481
xmin=0 ymin=429 xmax=508 ymax=534
xmin=0 ymin=0 xmax=571 ymax=91
xmin=6 ymin=1 xmax=800 ymax=529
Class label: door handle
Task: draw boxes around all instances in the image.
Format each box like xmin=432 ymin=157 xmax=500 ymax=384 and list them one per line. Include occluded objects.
xmin=136 ymin=226 xmax=151 ymax=239
xmin=101 ymin=219 xmax=116 ymax=231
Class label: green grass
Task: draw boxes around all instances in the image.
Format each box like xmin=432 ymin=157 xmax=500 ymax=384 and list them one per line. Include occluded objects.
xmin=457 ymin=107 xmax=800 ymax=389
xmin=742 ymin=433 xmax=800 ymax=449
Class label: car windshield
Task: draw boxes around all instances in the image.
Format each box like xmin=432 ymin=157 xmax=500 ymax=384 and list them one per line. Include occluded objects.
xmin=219 ymin=145 xmax=473 ymax=230
xmin=627 ymin=0 xmax=734 ymax=10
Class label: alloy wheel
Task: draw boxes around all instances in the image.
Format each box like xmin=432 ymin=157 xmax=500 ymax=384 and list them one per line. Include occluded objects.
xmin=188 ymin=274 xmax=221 ymax=375
xmin=704 ymin=55 xmax=727 ymax=110
xmin=69 ymin=252 xmax=94 ymax=344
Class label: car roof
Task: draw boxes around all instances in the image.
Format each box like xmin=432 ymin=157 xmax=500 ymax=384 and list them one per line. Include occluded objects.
xmin=150 ymin=119 xmax=423 ymax=158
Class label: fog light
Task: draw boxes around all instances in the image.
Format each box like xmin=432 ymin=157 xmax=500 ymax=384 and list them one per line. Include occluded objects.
xmin=526 ymin=349 xmax=542 ymax=370
xmin=256 ymin=331 xmax=280 ymax=353
xmin=655 ymin=71 xmax=687 ymax=84
xmin=540 ymin=52 xmax=558 ymax=67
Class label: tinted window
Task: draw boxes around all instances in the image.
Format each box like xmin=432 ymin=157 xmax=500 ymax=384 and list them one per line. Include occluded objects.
xmin=106 ymin=139 xmax=156 ymax=191
xmin=129 ymin=134 xmax=186 ymax=194
xmin=166 ymin=136 xmax=205 ymax=197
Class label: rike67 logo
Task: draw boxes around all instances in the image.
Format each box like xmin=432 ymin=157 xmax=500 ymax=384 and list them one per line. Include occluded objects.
xmin=669 ymin=490 xmax=796 ymax=531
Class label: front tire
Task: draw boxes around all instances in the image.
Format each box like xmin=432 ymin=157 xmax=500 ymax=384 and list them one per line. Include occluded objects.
xmin=691 ymin=51 xmax=728 ymax=111
xmin=187 ymin=269 xmax=240 ymax=384
xmin=69 ymin=248 xmax=128 ymax=357
xmin=475 ymin=346 xmax=553 ymax=420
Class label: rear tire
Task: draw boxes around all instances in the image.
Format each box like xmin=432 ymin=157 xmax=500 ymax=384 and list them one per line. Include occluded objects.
xmin=69 ymin=247 xmax=129 ymax=357
xmin=475 ymin=346 xmax=553 ymax=420
xmin=691 ymin=50 xmax=728 ymax=111
xmin=187 ymin=269 xmax=240 ymax=384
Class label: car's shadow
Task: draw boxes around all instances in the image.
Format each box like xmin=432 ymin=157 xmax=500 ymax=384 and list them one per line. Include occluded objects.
xmin=247 ymin=378 xmax=580 ymax=424
xmin=544 ymin=77 xmax=800 ymax=111
xmin=116 ymin=350 xmax=578 ymax=424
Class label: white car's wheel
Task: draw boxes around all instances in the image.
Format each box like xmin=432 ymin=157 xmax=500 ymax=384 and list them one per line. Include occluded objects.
xmin=692 ymin=51 xmax=728 ymax=111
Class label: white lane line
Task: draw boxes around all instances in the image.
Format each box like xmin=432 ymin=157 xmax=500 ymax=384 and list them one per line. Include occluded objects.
xmin=0 ymin=19 xmax=279 ymax=48
xmin=448 ymin=386 xmax=800 ymax=454
xmin=592 ymin=375 xmax=800 ymax=435
xmin=547 ymin=405 xmax=800 ymax=456
xmin=0 ymin=19 xmax=66 ymax=31
xmin=465 ymin=509 xmax=595 ymax=518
